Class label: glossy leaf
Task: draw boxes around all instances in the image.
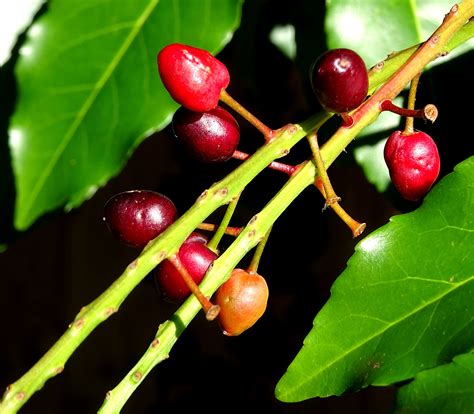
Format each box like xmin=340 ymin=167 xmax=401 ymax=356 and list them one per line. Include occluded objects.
xmin=0 ymin=0 xmax=44 ymax=66
xmin=394 ymin=352 xmax=474 ymax=414
xmin=324 ymin=0 xmax=473 ymax=68
xmin=10 ymin=0 xmax=243 ymax=230
xmin=275 ymin=156 xmax=474 ymax=402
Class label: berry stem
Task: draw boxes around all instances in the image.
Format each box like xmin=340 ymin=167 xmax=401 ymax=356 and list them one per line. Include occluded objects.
xmin=404 ymin=72 xmax=422 ymax=134
xmin=220 ymin=89 xmax=275 ymax=140
xmin=308 ymin=132 xmax=366 ymax=237
xmin=247 ymin=226 xmax=272 ymax=273
xmin=196 ymin=222 xmax=242 ymax=237
xmin=233 ymin=150 xmax=296 ymax=175
xmin=208 ymin=193 xmax=241 ymax=251
xmin=306 ymin=131 xmax=341 ymax=207
xmin=167 ymin=254 xmax=220 ymax=321
xmin=380 ymin=99 xmax=438 ymax=123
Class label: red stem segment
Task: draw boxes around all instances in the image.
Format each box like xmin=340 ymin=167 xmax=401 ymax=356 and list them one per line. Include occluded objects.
xmin=380 ymin=99 xmax=437 ymax=124
xmin=232 ymin=150 xmax=296 ymax=175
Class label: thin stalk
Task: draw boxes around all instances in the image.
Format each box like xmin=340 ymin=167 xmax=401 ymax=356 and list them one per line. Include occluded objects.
xmin=220 ymin=90 xmax=275 ymax=140
xmin=404 ymin=72 xmax=422 ymax=134
xmin=208 ymin=193 xmax=241 ymax=251
xmin=248 ymin=226 xmax=273 ymax=273
xmin=196 ymin=222 xmax=242 ymax=237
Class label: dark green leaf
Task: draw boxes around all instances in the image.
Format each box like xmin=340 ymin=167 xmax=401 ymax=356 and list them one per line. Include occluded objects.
xmin=394 ymin=352 xmax=474 ymax=414
xmin=10 ymin=0 xmax=243 ymax=230
xmin=324 ymin=0 xmax=470 ymax=68
xmin=275 ymin=156 xmax=474 ymax=402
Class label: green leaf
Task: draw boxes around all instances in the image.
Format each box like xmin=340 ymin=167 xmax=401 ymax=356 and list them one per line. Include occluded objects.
xmin=0 ymin=0 xmax=44 ymax=66
xmin=324 ymin=0 xmax=473 ymax=68
xmin=353 ymin=138 xmax=391 ymax=193
xmin=353 ymin=96 xmax=404 ymax=193
xmin=275 ymin=156 xmax=474 ymax=402
xmin=394 ymin=352 xmax=474 ymax=414
xmin=10 ymin=0 xmax=243 ymax=230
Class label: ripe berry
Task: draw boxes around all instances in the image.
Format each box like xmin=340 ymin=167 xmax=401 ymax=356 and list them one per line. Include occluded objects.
xmin=103 ymin=190 xmax=177 ymax=248
xmin=310 ymin=48 xmax=368 ymax=114
xmin=384 ymin=130 xmax=440 ymax=201
xmin=157 ymin=43 xmax=230 ymax=112
xmin=172 ymin=105 xmax=240 ymax=163
xmin=155 ymin=233 xmax=217 ymax=303
xmin=215 ymin=268 xmax=269 ymax=336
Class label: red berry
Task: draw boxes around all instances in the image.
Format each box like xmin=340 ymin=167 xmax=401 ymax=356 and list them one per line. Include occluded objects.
xmin=155 ymin=233 xmax=217 ymax=303
xmin=384 ymin=130 xmax=441 ymax=201
xmin=172 ymin=105 xmax=240 ymax=163
xmin=157 ymin=43 xmax=230 ymax=112
xmin=310 ymin=48 xmax=368 ymax=114
xmin=103 ymin=190 xmax=177 ymax=248
xmin=215 ymin=268 xmax=269 ymax=336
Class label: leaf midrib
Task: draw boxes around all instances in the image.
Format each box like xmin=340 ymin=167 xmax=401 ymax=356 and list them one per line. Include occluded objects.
xmin=280 ymin=275 xmax=473 ymax=399
xmin=19 ymin=0 xmax=160 ymax=225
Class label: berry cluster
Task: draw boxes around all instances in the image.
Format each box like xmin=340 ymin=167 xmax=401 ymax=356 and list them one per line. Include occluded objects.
xmin=103 ymin=42 xmax=441 ymax=336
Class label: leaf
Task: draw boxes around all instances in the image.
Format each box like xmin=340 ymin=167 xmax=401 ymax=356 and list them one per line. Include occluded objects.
xmin=10 ymin=0 xmax=243 ymax=230
xmin=353 ymin=96 xmax=404 ymax=193
xmin=0 ymin=0 xmax=44 ymax=66
xmin=275 ymin=156 xmax=474 ymax=402
xmin=324 ymin=0 xmax=473 ymax=68
xmin=394 ymin=352 xmax=474 ymax=414
xmin=269 ymin=24 xmax=296 ymax=60
xmin=353 ymin=138 xmax=391 ymax=193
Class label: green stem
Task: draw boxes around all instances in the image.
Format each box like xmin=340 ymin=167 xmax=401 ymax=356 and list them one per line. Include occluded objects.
xmin=2 ymin=5 xmax=472 ymax=413
xmin=207 ymin=192 xmax=241 ymax=251
xmin=248 ymin=226 xmax=272 ymax=273
xmin=404 ymin=72 xmax=422 ymax=134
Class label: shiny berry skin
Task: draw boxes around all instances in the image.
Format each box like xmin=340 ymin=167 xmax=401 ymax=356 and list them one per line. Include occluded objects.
xmin=157 ymin=43 xmax=230 ymax=112
xmin=310 ymin=48 xmax=368 ymax=114
xmin=155 ymin=233 xmax=217 ymax=303
xmin=103 ymin=190 xmax=177 ymax=248
xmin=172 ymin=105 xmax=240 ymax=163
xmin=215 ymin=268 xmax=269 ymax=336
xmin=384 ymin=130 xmax=440 ymax=201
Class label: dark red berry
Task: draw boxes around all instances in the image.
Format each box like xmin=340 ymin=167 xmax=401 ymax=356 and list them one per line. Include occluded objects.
xmin=172 ymin=105 xmax=240 ymax=163
xmin=310 ymin=48 xmax=368 ymax=114
xmin=384 ymin=130 xmax=440 ymax=201
xmin=103 ymin=190 xmax=177 ymax=248
xmin=157 ymin=43 xmax=230 ymax=112
xmin=215 ymin=268 xmax=269 ymax=336
xmin=155 ymin=233 xmax=217 ymax=303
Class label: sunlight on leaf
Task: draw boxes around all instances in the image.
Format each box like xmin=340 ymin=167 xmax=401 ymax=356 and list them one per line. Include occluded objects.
xmin=10 ymin=0 xmax=243 ymax=230
xmin=325 ymin=0 xmax=472 ymax=68
xmin=0 ymin=0 xmax=44 ymax=66
xmin=275 ymin=156 xmax=474 ymax=402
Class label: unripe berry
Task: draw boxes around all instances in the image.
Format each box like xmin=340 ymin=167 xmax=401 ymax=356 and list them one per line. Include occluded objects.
xmin=384 ymin=130 xmax=441 ymax=201
xmin=103 ymin=190 xmax=177 ymax=248
xmin=172 ymin=105 xmax=240 ymax=163
xmin=215 ymin=268 xmax=269 ymax=336
xmin=310 ymin=48 xmax=368 ymax=114
xmin=157 ymin=43 xmax=230 ymax=112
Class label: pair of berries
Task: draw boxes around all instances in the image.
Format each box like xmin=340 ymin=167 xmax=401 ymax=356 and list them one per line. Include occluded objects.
xmin=310 ymin=47 xmax=440 ymax=201
xmin=103 ymin=189 xmax=268 ymax=336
